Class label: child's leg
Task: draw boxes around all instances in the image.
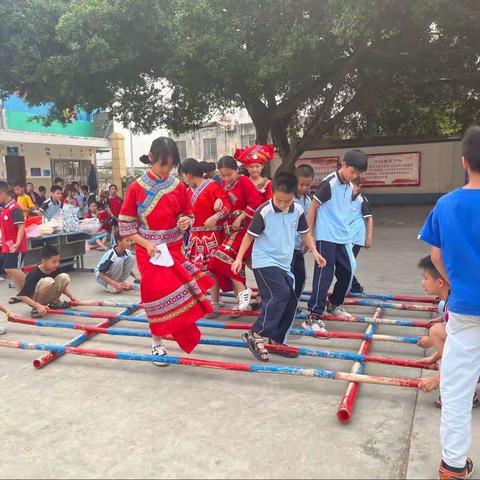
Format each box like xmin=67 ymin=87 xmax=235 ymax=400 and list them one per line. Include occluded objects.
xmin=251 ymin=267 xmax=290 ymax=340
xmin=119 ymin=256 xmax=135 ymax=283
xmin=330 ymin=244 xmax=356 ymax=308
xmin=291 ymin=250 xmax=306 ymax=300
xmin=430 ymin=321 xmax=447 ymax=357
xmin=51 ymin=273 xmax=71 ymax=303
xmin=210 ymin=276 xmax=220 ymax=304
xmin=270 ymin=273 xmax=298 ymax=345
xmin=33 ymin=277 xmax=56 ymax=306
xmin=308 ymin=241 xmax=335 ymax=315
xmin=350 ymin=244 xmax=363 ymax=293
xmin=440 ymin=313 xmax=480 ymax=469
xmin=5 ymin=268 xmax=26 ymax=292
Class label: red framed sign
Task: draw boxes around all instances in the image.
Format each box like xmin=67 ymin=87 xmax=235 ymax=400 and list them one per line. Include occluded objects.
xmin=362 ymin=151 xmax=421 ymax=187
xmin=295 ymin=156 xmax=340 ymax=190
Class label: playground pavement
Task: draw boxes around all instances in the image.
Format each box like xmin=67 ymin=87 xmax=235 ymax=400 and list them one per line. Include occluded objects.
xmin=1 ymin=205 xmax=479 ymax=479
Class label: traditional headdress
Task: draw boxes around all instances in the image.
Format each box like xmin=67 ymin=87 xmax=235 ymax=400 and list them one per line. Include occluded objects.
xmin=233 ymin=144 xmax=275 ymax=165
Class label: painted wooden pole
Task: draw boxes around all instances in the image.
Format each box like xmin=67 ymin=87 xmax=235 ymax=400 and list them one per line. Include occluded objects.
xmin=0 ymin=338 xmax=421 ymax=388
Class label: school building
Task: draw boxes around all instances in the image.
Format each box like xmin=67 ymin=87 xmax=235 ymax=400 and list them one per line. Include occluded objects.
xmin=0 ymin=95 xmax=128 ymax=190
xmin=279 ymin=136 xmax=465 ymax=205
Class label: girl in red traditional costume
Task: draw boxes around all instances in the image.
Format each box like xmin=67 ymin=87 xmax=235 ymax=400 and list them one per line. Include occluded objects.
xmin=209 ymin=156 xmax=262 ymax=310
xmin=235 ymin=144 xmax=275 ymax=202
xmin=119 ymin=138 xmax=213 ymax=365
xmin=180 ymin=158 xmax=233 ymax=310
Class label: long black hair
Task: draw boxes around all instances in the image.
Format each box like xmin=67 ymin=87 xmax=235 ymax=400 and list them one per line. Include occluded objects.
xmin=180 ymin=157 xmax=204 ymax=178
xmin=139 ymin=137 xmax=180 ymax=167
xmin=217 ymin=155 xmax=238 ymax=170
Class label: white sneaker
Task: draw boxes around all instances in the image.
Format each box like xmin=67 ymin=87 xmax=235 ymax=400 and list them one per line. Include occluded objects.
xmin=0 ymin=325 xmax=6 ymax=335
xmin=301 ymin=315 xmax=328 ymax=334
xmin=237 ymin=288 xmax=252 ymax=311
xmin=151 ymin=343 xmax=169 ymax=367
xmin=327 ymin=305 xmax=353 ymax=318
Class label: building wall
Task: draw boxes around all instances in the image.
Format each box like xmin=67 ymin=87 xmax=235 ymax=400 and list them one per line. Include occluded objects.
xmin=0 ymin=142 xmax=95 ymax=189
xmin=272 ymin=138 xmax=464 ymax=204
xmin=3 ymin=95 xmax=95 ymax=137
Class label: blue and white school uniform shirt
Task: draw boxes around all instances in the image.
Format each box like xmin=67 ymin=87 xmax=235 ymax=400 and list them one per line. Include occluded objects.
xmin=313 ymin=171 xmax=354 ymax=244
xmin=419 ymin=188 xmax=480 ymax=316
xmin=349 ymin=194 xmax=373 ymax=247
xmin=294 ymin=195 xmax=312 ymax=250
xmin=248 ymin=200 xmax=309 ymax=272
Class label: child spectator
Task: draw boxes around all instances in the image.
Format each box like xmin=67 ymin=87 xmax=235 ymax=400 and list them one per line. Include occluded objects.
xmin=40 ymin=185 xmax=63 ymax=221
xmin=38 ymin=186 xmax=47 ymax=204
xmin=349 ymin=178 xmax=373 ymax=293
xmin=95 ymin=234 xmax=139 ymax=293
xmin=232 ymin=172 xmax=325 ymax=362
xmin=26 ymin=182 xmax=42 ymax=207
xmin=201 ymin=161 xmax=221 ymax=184
xmin=419 ymin=126 xmax=480 ymax=479
xmin=78 ymin=185 xmax=89 ymax=219
xmin=13 ymin=182 xmax=35 ymax=218
xmin=305 ymin=150 xmax=368 ymax=332
xmin=0 ymin=181 xmax=27 ymax=304
xmin=63 ymin=185 xmax=80 ymax=207
xmin=53 ymin=177 xmax=65 ymax=202
xmin=18 ymin=245 xmax=78 ymax=318
xmin=291 ymin=164 xmax=314 ymax=300
xmin=107 ymin=184 xmax=123 ymax=234
xmin=85 ymin=201 xmax=110 ymax=250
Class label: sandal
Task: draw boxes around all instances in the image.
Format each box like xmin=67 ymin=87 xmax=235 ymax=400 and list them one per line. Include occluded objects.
xmin=31 ymin=308 xmax=42 ymax=319
xmin=48 ymin=301 xmax=71 ymax=310
xmin=242 ymin=332 xmax=269 ymax=362
xmin=8 ymin=297 xmax=21 ymax=304
xmin=267 ymin=339 xmax=299 ymax=358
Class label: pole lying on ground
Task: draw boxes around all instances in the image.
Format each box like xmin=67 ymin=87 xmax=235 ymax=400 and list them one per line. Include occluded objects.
xmin=0 ymin=338 xmax=421 ymax=388
xmin=221 ymin=292 xmax=438 ymax=312
xmin=337 ymin=308 xmax=380 ymax=424
xmin=10 ymin=316 xmax=437 ymax=371
xmin=33 ymin=306 xmax=139 ymax=369
xmin=44 ymin=309 xmax=422 ymax=344
xmin=55 ymin=306 xmax=435 ymax=329
xmin=247 ymin=288 xmax=438 ymax=305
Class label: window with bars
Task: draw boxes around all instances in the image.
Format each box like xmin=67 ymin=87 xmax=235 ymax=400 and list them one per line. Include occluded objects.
xmin=240 ymin=134 xmax=256 ymax=147
xmin=50 ymin=159 xmax=92 ymax=185
xmin=203 ymin=138 xmax=217 ymax=160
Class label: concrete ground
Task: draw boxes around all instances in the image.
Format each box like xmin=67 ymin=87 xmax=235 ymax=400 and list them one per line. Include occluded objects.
xmin=1 ymin=205 xmax=478 ymax=479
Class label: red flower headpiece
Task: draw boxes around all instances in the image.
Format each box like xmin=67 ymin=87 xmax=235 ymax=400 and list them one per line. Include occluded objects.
xmin=234 ymin=144 xmax=275 ymax=165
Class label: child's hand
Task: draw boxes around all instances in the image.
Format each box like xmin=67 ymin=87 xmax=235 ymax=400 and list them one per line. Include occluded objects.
xmin=313 ymin=251 xmax=326 ymax=268
xmin=119 ymin=282 xmax=130 ymax=291
xmin=365 ymin=237 xmax=373 ymax=249
xmin=7 ymin=311 xmax=18 ymax=321
xmin=213 ymin=199 xmax=223 ymax=212
xmin=69 ymin=296 xmax=80 ymax=303
xmin=36 ymin=304 xmax=48 ymax=316
xmin=177 ymin=215 xmax=191 ymax=231
xmin=145 ymin=241 xmax=156 ymax=257
xmin=417 ymin=336 xmax=433 ymax=349
xmin=204 ymin=215 xmax=218 ymax=229
xmin=231 ymin=216 xmax=243 ymax=232
xmin=418 ymin=375 xmax=440 ymax=393
xmin=231 ymin=258 xmax=243 ymax=275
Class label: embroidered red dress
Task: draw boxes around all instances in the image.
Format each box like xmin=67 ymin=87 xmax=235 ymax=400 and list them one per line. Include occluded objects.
xmin=119 ymin=171 xmax=213 ymax=353
xmin=187 ymin=179 xmax=232 ymax=273
xmin=253 ymin=178 xmax=272 ymax=203
xmin=108 ymin=194 xmax=123 ymax=218
xmin=209 ymin=175 xmax=261 ymax=291
xmin=85 ymin=209 xmax=111 ymax=235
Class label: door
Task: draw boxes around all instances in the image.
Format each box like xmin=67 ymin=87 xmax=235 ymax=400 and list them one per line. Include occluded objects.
xmin=5 ymin=156 xmax=26 ymax=185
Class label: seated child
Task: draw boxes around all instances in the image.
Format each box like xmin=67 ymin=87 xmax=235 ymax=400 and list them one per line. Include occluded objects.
xmin=417 ymin=255 xmax=479 ymax=407
xmin=18 ymin=245 xmax=79 ymax=318
xmin=232 ymin=172 xmax=326 ymax=362
xmin=95 ymin=234 xmax=139 ymax=293
xmin=85 ymin=201 xmax=111 ymax=250
xmin=349 ymin=177 xmax=373 ymax=293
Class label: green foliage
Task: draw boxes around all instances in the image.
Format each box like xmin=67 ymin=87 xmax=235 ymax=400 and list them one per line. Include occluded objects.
xmin=1 ymin=0 xmax=480 ymax=167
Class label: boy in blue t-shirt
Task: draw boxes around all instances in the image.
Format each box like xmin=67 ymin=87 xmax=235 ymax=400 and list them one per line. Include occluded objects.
xmin=291 ymin=164 xmax=314 ymax=300
xmin=349 ymin=178 xmax=373 ymax=293
xmin=304 ymin=150 xmax=368 ymax=332
xmin=419 ymin=126 xmax=480 ymax=479
xmin=232 ymin=172 xmax=325 ymax=362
